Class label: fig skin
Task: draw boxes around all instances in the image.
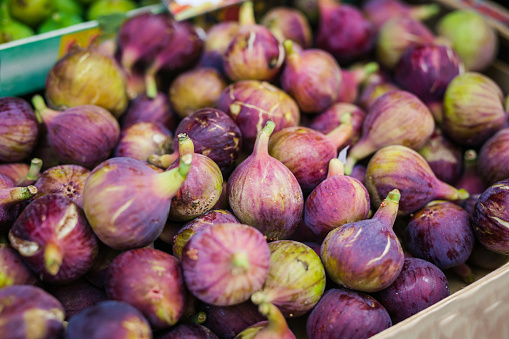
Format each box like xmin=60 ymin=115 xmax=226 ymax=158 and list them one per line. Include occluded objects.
xmin=8 ymin=194 xmax=99 ymax=284
xmin=0 ymin=97 xmax=39 ymax=163
xmin=114 ymin=122 xmax=173 ymax=162
xmin=198 ymin=21 xmax=239 ymax=74
xmin=372 ymin=258 xmax=450 ymax=324
xmin=181 ymin=223 xmax=271 ymax=306
xmin=0 ymin=163 xmax=31 ymax=185
xmin=358 ymin=74 xmax=400 ymax=110
xmin=0 ymin=243 xmax=38 ymax=288
xmin=0 ymin=285 xmax=65 ymax=339
xmin=478 ymin=128 xmax=509 ymax=186
xmin=336 ymin=62 xmax=379 ymax=104
xmin=235 ymin=302 xmax=296 ymax=339
xmin=260 ymin=6 xmax=313 ymax=49
xmin=157 ymin=324 xmax=219 ymax=339
xmin=106 ymin=248 xmax=187 ymax=329
xmin=120 ymin=92 xmax=177 ymax=132
xmin=306 ymin=288 xmax=392 ymax=339
xmin=65 ymin=300 xmax=152 ymax=339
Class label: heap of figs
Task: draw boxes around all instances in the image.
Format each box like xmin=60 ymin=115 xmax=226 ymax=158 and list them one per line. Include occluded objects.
xmin=1 ymin=0 xmax=508 ymax=338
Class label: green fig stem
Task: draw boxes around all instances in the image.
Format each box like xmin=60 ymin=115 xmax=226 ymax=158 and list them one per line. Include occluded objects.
xmin=373 ymin=189 xmax=400 ymax=228
xmin=44 ymin=242 xmax=63 ymax=276
xmin=458 ymin=189 xmax=470 ymax=200
xmin=1 ymin=2 xmax=11 ymax=23
xmin=147 ymin=153 xmax=179 ymax=169
xmin=325 ymin=113 xmax=353 ymax=150
xmin=351 ymin=62 xmax=379 ymax=83
xmin=187 ymin=311 xmax=207 ymax=325
xmin=0 ymin=185 xmax=37 ymax=205
xmin=434 ymin=180 xmax=469 ymax=201
xmin=451 ymin=263 xmax=475 ymax=284
xmin=410 ymin=3 xmax=440 ymax=21
xmin=145 ymin=72 xmax=158 ymax=99
xmin=31 ymin=95 xmax=48 ymax=124
xmin=239 ymin=1 xmax=256 ymax=26
xmin=16 ymin=158 xmax=42 ymax=186
xmin=251 ymin=291 xmax=267 ymax=305
xmin=231 ymin=251 xmax=250 ymax=276
xmin=177 ymin=133 xmax=195 ymax=156
xmin=253 ymin=120 xmax=276 ymax=156
xmin=327 ymin=158 xmax=345 ymax=178
xmin=258 ymin=302 xmax=293 ymax=336
xmin=283 ymin=39 xmax=295 ymax=56
xmin=344 ymin=138 xmax=374 ymax=175
xmin=153 ymin=153 xmax=192 ymax=198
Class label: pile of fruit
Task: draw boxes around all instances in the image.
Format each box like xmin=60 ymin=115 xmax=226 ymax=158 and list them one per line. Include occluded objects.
xmin=1 ymin=0 xmax=509 ymax=338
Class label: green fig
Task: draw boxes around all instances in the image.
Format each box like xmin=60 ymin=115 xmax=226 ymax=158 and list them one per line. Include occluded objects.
xmin=0 ymin=3 xmax=34 ymax=44
xmin=86 ymin=0 xmax=137 ymax=21
xmin=54 ymin=0 xmax=84 ymax=16
xmin=8 ymin=0 xmax=53 ymax=27
xmin=38 ymin=12 xmax=83 ymax=34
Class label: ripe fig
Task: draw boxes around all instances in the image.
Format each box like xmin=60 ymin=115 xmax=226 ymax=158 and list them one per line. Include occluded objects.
xmin=478 ymin=128 xmax=509 ymax=186
xmin=260 ymin=6 xmax=312 ymax=49
xmin=363 ymin=0 xmax=439 ymax=29
xmin=336 ymin=62 xmax=379 ymax=104
xmin=114 ymin=122 xmax=173 ymax=162
xmin=0 ymin=3 xmax=34 ymax=43
xmin=0 ymin=162 xmax=31 ymax=186
xmin=8 ymin=0 xmax=53 ymax=27
xmin=358 ymin=72 xmax=400 ymax=110
xmin=198 ymin=21 xmax=239 ymax=74
xmin=120 ymin=92 xmax=177 ymax=132
xmin=0 ymin=175 xmax=38 ymax=232
xmin=86 ymin=0 xmax=136 ymax=21
xmin=0 ymin=243 xmax=38 ymax=288
xmin=235 ymin=302 xmax=296 ymax=339
xmin=37 ymin=12 xmax=83 ymax=34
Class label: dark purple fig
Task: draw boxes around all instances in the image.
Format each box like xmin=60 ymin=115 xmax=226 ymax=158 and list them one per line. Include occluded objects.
xmin=0 ymin=285 xmax=65 ymax=339
xmin=336 ymin=62 xmax=379 ymax=104
xmin=45 ymin=46 xmax=129 ymax=118
xmin=121 ymin=92 xmax=177 ymax=132
xmin=417 ymin=128 xmax=463 ymax=185
xmin=304 ymin=158 xmax=370 ymax=239
xmin=442 ymin=72 xmax=507 ymax=146
xmin=365 ymin=145 xmax=468 ymax=215
xmin=182 ymin=223 xmax=270 ymax=306
xmin=251 ymin=240 xmax=326 ymax=318
xmin=403 ymin=201 xmax=475 ymax=269
xmin=457 ymin=150 xmax=488 ymax=195
xmin=32 ymin=95 xmax=120 ymax=169
xmin=228 ymin=121 xmax=304 ymax=240
xmin=358 ymin=73 xmax=400 ymax=110
xmin=198 ymin=21 xmax=239 ymax=74
xmin=223 ymin=2 xmax=284 ymax=82
xmin=34 ymin=164 xmax=90 ymax=207
xmin=106 ymin=248 xmax=187 ymax=329
xmin=9 ymin=194 xmax=98 ymax=284
xmin=0 ymin=243 xmax=38 ymax=288
xmin=65 ymin=300 xmax=152 ymax=339
xmin=173 ymin=209 xmax=240 ymax=260
xmin=235 ymin=302 xmax=296 ymax=339
xmin=363 ymin=0 xmax=439 ymax=29
xmin=472 ymin=179 xmax=509 ymax=254
xmin=217 ymin=80 xmax=300 ymax=152
xmin=281 ymin=41 xmax=342 ymax=114
xmin=114 ymin=122 xmax=173 ymax=161
xmin=0 ymin=97 xmax=39 ymax=162
xmin=174 ymin=108 xmax=242 ymax=177
xmin=321 ymin=189 xmax=404 ymax=292
xmin=307 ymin=288 xmax=392 ymax=339
xmin=344 ymin=90 xmax=435 ymax=175
xmin=468 ymin=240 xmax=509 ymax=270
xmin=478 ymin=128 xmax=509 ymax=186
xmin=260 ymin=6 xmax=312 ymax=49
xmin=82 ymin=138 xmax=193 ymax=250
xmin=372 ymin=257 xmax=449 ymax=324
xmin=84 ymin=242 xmax=123 ymax=288
xmin=0 ymin=176 xmax=37 ymax=232
xmin=169 ymin=67 xmax=228 ymax=119
xmin=157 ymin=324 xmax=218 ymax=339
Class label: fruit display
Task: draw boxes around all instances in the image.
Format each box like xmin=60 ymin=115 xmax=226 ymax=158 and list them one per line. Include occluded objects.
xmin=0 ymin=0 xmax=508 ymax=338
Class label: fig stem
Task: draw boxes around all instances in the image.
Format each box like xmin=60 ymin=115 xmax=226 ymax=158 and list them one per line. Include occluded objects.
xmin=434 ymin=180 xmax=469 ymax=201
xmin=411 ymin=3 xmax=440 ymax=21
xmin=145 ymin=73 xmax=158 ymax=99
xmin=31 ymin=95 xmax=48 ymax=124
xmin=0 ymin=185 xmax=37 ymax=205
xmin=258 ymin=302 xmax=293 ymax=336
xmin=253 ymin=120 xmax=276 ymax=156
xmin=44 ymin=242 xmax=63 ymax=276
xmin=147 ymin=153 xmax=179 ymax=169
xmin=178 ymin=133 xmax=195 ymax=156
xmin=188 ymin=311 xmax=207 ymax=325
xmin=283 ymin=39 xmax=295 ymax=56
xmin=327 ymin=158 xmax=345 ymax=178
xmin=153 ymin=153 xmax=192 ymax=198
xmin=451 ymin=263 xmax=475 ymax=284
xmin=231 ymin=251 xmax=250 ymax=275
xmin=326 ymin=113 xmax=353 ymax=151
xmin=16 ymin=158 xmax=42 ymax=186
xmin=239 ymin=1 xmax=256 ymax=26
xmin=251 ymin=291 xmax=266 ymax=305
xmin=344 ymin=138 xmax=375 ymax=175
xmin=372 ymin=189 xmax=400 ymax=228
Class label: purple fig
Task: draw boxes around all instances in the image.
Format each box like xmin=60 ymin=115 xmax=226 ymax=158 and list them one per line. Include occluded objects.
xmin=0 ymin=285 xmax=65 ymax=339
xmin=344 ymin=90 xmax=435 ymax=175
xmin=30 ymin=133 xmax=61 ymax=171
xmin=121 ymin=92 xmax=178 ymax=132
xmin=0 ymin=97 xmax=39 ymax=162
xmin=281 ymin=41 xmax=342 ymax=114
xmin=0 ymin=176 xmax=38 ymax=232
xmin=260 ymin=6 xmax=312 ymax=49
xmin=457 ymin=150 xmax=488 ymax=195
xmin=251 ymin=240 xmax=326 ymax=318
xmin=157 ymin=324 xmax=218 ymax=339
xmin=363 ymin=0 xmax=440 ymax=29
xmin=350 ymin=164 xmax=367 ymax=186
xmin=372 ymin=257 xmax=450 ymax=324
xmin=169 ymin=67 xmax=228 ymax=119
xmin=32 ymin=95 xmax=120 ymax=169
xmin=365 ymin=145 xmax=468 ymax=215
xmin=106 ymin=248 xmax=187 ymax=329
xmin=114 ymin=122 xmax=173 ymax=161
xmin=182 ymin=223 xmax=270 ymax=306
xmin=9 ymin=194 xmax=99 ymax=284
xmin=468 ymin=240 xmax=509 ymax=270
xmin=442 ymin=72 xmax=507 ymax=146
xmin=65 ymin=300 xmax=152 ymax=339
xmin=336 ymin=62 xmax=379 ymax=104
xmin=0 ymin=243 xmax=38 ymax=288
xmin=307 ymin=288 xmax=392 ymax=339
xmin=304 ymin=158 xmax=370 ymax=239
xmin=472 ymin=178 xmax=509 ymax=254
xmin=198 ymin=21 xmax=239 ymax=74
xmin=358 ymin=73 xmax=400 ymax=110
xmin=34 ymin=164 xmax=90 ymax=207
xmin=217 ymin=80 xmax=300 ymax=152
xmin=321 ymin=189 xmax=404 ymax=292
xmin=235 ymin=302 xmax=296 ymax=339
xmin=228 ymin=121 xmax=304 ymax=240
xmin=0 ymin=162 xmax=30 ymax=185
xmin=478 ymin=128 xmax=509 ymax=186
xmin=84 ymin=242 xmax=123 ymax=288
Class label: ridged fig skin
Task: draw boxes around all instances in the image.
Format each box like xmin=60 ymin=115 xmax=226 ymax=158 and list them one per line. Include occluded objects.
xmin=306 ymin=288 xmax=392 ymax=339
xmin=65 ymin=300 xmax=152 ymax=339
xmin=478 ymin=128 xmax=509 ymax=186
xmin=198 ymin=22 xmax=240 ymax=74
xmin=114 ymin=122 xmax=173 ymax=161
xmin=404 ymin=201 xmax=475 ymax=269
xmin=472 ymin=179 xmax=509 ymax=255
xmin=120 ymin=92 xmax=177 ymax=132
xmin=217 ymin=80 xmax=300 ymax=151
xmin=372 ymin=258 xmax=450 ymax=324
xmin=0 ymin=243 xmax=38 ymax=288
xmin=157 ymin=324 xmax=219 ymax=339
xmin=181 ymin=223 xmax=271 ymax=306
xmin=261 ymin=7 xmax=313 ymax=48
xmin=106 ymin=248 xmax=187 ymax=329
xmin=9 ymin=194 xmax=99 ymax=284
xmin=442 ymin=72 xmax=507 ymax=146
xmin=0 ymin=97 xmax=39 ymax=162
xmin=0 ymin=285 xmax=65 ymax=339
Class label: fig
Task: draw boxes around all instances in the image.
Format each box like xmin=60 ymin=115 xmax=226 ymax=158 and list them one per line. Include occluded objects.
xmin=0 ymin=97 xmax=39 ymax=163
xmin=0 ymin=176 xmax=37 ymax=232
xmin=65 ymin=300 xmax=152 ymax=339
xmin=223 ymin=2 xmax=284 ymax=82
xmin=8 ymin=0 xmax=53 ymax=27
xmin=304 ymin=158 xmax=370 ymax=239
xmin=456 ymin=150 xmax=488 ymax=195
xmin=363 ymin=0 xmax=439 ymax=29
xmin=0 ymin=162 xmax=31 ymax=185
xmin=181 ymin=223 xmax=270 ymax=306
xmin=157 ymin=324 xmax=218 ymax=339
xmin=358 ymin=73 xmax=400 ymax=110
xmin=32 ymin=95 xmax=120 ymax=169
xmin=34 ymin=164 xmax=90 ymax=207
xmin=336 ymin=62 xmax=379 ymax=104
xmin=235 ymin=302 xmax=296 ymax=339
xmin=114 ymin=122 xmax=173 ymax=162
xmin=260 ymin=6 xmax=312 ymax=49
xmin=0 ymin=243 xmax=38 ymax=288
xmin=0 ymin=3 xmax=34 ymax=43
xmin=228 ymin=121 xmax=304 ymax=240
xmin=365 ymin=145 xmax=468 ymax=215
xmin=350 ymin=164 xmax=367 ymax=186
xmin=372 ymin=257 xmax=450 ymax=324
xmin=37 ymin=12 xmax=83 ymax=34
xmin=169 ymin=67 xmax=227 ymax=119
xmin=251 ymin=240 xmax=326 ymax=318
xmin=281 ymin=41 xmax=342 ymax=114
xmin=86 ymin=0 xmax=136 ymax=21
xmin=478 ymin=128 xmax=509 ymax=186
xmin=45 ymin=46 xmax=129 ymax=118
xmin=442 ymin=72 xmax=507 ymax=146
xmin=54 ymin=0 xmax=83 ymax=16
xmin=321 ymin=189 xmax=404 ymax=292
xmin=198 ymin=21 xmax=239 ymax=74
xmin=0 ymin=285 xmax=65 ymax=339
xmin=82 ymin=137 xmax=193 ymax=250
xmin=121 ymin=92 xmax=177 ymax=132
xmin=306 ymin=288 xmax=391 ymax=339
xmin=344 ymin=90 xmax=435 ymax=175
xmin=468 ymin=240 xmax=509 ymax=270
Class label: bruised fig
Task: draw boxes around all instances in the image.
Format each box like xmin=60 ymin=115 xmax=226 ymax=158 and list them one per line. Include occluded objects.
xmin=0 ymin=243 xmax=38 ymax=288
xmin=0 ymin=176 xmax=38 ymax=232
xmin=478 ymin=128 xmax=509 ymax=186
xmin=321 ymin=189 xmax=404 ymax=292
xmin=260 ymin=6 xmax=312 ymax=49
xmin=8 ymin=194 xmax=99 ymax=284
xmin=114 ymin=122 xmax=173 ymax=161
xmin=198 ymin=21 xmax=239 ymax=74
xmin=363 ymin=0 xmax=439 ymax=29
xmin=228 ymin=121 xmax=304 ymax=240
xmin=235 ymin=302 xmax=296 ymax=339
xmin=182 ymin=223 xmax=270 ymax=306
